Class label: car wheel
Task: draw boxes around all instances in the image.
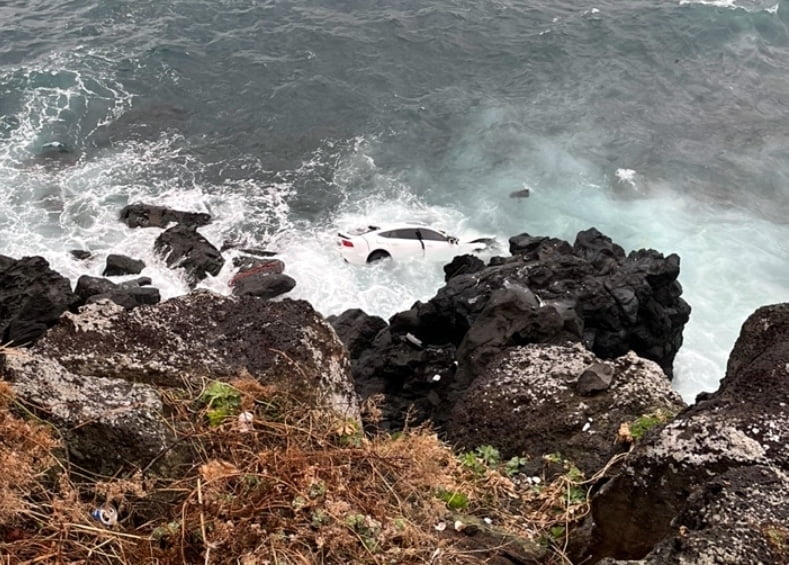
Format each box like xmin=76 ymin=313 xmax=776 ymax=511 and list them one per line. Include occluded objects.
xmin=367 ymin=250 xmax=391 ymax=263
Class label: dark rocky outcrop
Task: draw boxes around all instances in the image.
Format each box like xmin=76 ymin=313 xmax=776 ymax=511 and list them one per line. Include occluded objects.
xmin=75 ymin=275 xmax=160 ymax=310
xmin=328 ymin=309 xmax=388 ymax=360
xmin=119 ymin=203 xmax=211 ymax=229
xmin=103 ymin=253 xmax=145 ymax=276
xmin=154 ymin=224 xmax=224 ymax=285
xmin=587 ymin=303 xmax=789 ymax=563
xmin=350 ymin=228 xmax=690 ymax=434
xmin=0 ymin=255 xmax=79 ymax=345
xmin=447 ymin=343 xmax=685 ymax=475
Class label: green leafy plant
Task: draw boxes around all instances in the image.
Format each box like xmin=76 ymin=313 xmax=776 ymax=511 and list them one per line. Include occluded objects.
xmin=474 ymin=445 xmax=501 ymax=466
xmin=504 ymin=456 xmax=528 ymax=477
xmin=630 ymin=409 xmax=673 ymax=439
xmin=198 ymin=381 xmax=241 ymax=427
xmin=436 ymin=488 xmax=469 ymax=510
xmin=459 ymin=451 xmax=486 ymax=476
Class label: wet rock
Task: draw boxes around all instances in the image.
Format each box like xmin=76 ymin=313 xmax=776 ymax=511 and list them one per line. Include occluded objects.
xmin=587 ymin=303 xmax=789 ymax=562
xmin=103 ymin=254 xmax=145 ymax=276
xmin=70 ymin=249 xmax=92 ymax=260
xmin=447 ymin=343 xmax=684 ymax=475
xmin=154 ymin=224 xmax=224 ymax=285
xmin=327 ymin=309 xmax=388 ymax=360
xmin=119 ymin=203 xmax=211 ymax=229
xmin=75 ymin=275 xmax=160 ymax=310
xmin=34 ymin=291 xmax=359 ymax=419
xmin=2 ymin=352 xmax=173 ymax=476
xmin=231 ymin=273 xmax=295 ymax=299
xmin=443 ymin=254 xmax=485 ymax=282
xmin=229 ymin=258 xmax=286 ymax=284
xmin=0 ymin=255 xmax=79 ymax=345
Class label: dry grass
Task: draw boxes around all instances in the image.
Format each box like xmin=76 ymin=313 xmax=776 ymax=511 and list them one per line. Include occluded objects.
xmin=0 ymin=370 xmax=597 ymax=564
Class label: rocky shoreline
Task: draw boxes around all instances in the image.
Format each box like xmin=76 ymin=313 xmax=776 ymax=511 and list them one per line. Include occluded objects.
xmin=0 ymin=205 xmax=786 ymax=563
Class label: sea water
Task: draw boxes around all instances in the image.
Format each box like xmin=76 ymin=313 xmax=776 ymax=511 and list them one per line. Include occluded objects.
xmin=1 ymin=0 xmax=788 ymax=402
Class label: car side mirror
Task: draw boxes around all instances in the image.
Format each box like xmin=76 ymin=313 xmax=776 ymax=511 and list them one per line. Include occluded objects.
xmin=448 ymin=236 xmax=458 ymax=244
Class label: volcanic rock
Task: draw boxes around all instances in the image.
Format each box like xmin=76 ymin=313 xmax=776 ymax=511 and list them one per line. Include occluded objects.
xmin=119 ymin=203 xmax=211 ymax=229
xmin=447 ymin=343 xmax=685 ymax=475
xmin=154 ymin=224 xmax=224 ymax=285
xmin=2 ymin=351 xmax=172 ymax=476
xmin=103 ymin=253 xmax=145 ymax=276
xmin=587 ymin=303 xmax=789 ymax=562
xmin=0 ymin=255 xmax=79 ymax=345
xmin=34 ymin=291 xmax=358 ymax=419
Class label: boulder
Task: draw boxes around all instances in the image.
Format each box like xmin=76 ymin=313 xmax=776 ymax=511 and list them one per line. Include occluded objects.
xmin=154 ymin=224 xmax=224 ymax=285
xmin=75 ymin=275 xmax=160 ymax=310
xmin=587 ymin=303 xmax=789 ymax=562
xmin=443 ymin=254 xmax=485 ymax=282
xmin=229 ymin=259 xmax=293 ymax=299
xmin=1 ymin=351 xmax=173 ymax=476
xmin=103 ymin=254 xmax=145 ymax=276
xmin=119 ymin=203 xmax=211 ymax=229
xmin=33 ymin=291 xmax=359 ymax=419
xmin=231 ymin=273 xmax=296 ymax=299
xmin=447 ymin=343 xmax=685 ymax=475
xmin=0 ymin=255 xmax=79 ymax=345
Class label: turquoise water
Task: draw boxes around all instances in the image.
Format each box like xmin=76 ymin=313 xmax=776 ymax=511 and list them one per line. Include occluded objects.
xmin=1 ymin=0 xmax=788 ymax=401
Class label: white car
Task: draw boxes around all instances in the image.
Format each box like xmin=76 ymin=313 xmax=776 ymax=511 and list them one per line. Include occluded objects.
xmin=337 ymin=222 xmax=494 ymax=264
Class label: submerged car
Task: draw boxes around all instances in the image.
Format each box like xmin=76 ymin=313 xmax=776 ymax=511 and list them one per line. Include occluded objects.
xmin=337 ymin=222 xmax=494 ymax=264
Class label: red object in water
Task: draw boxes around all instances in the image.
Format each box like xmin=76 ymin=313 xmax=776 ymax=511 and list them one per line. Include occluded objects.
xmin=229 ymin=259 xmax=285 ymax=287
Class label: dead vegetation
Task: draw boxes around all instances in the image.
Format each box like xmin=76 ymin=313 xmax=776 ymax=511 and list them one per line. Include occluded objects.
xmin=0 ymin=370 xmax=598 ymax=564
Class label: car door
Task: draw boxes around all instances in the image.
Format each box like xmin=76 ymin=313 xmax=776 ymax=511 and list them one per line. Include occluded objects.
xmin=377 ymin=229 xmax=423 ymax=260
xmin=417 ymin=228 xmax=451 ymax=259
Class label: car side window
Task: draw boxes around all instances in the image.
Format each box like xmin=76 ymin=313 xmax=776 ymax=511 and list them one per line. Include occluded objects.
xmin=420 ymin=229 xmax=448 ymax=241
xmin=398 ymin=229 xmax=421 ymax=240
xmin=379 ymin=230 xmax=398 ymax=238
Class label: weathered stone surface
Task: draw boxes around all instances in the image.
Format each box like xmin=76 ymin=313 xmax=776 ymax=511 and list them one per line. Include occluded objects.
xmin=103 ymin=254 xmax=145 ymax=276
xmin=0 ymin=255 xmax=79 ymax=345
xmin=597 ymin=466 xmax=789 ymax=565
xmin=35 ymin=291 xmax=359 ymax=419
xmin=587 ymin=303 xmax=789 ymax=562
xmin=328 ymin=309 xmax=387 ymax=360
xmin=154 ymin=224 xmax=224 ymax=285
xmin=1 ymin=351 xmax=172 ymax=476
xmin=119 ymin=203 xmax=211 ymax=229
xmin=447 ymin=343 xmax=685 ymax=475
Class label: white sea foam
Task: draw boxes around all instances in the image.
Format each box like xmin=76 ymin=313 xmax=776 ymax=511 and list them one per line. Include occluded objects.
xmin=679 ymin=0 xmax=779 ymax=13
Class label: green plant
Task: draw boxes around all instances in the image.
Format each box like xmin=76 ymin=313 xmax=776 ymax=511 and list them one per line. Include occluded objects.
xmin=198 ymin=381 xmax=241 ymax=427
xmin=346 ymin=513 xmax=381 ymax=552
xmin=459 ymin=451 xmax=486 ymax=476
xmin=474 ymin=445 xmax=501 ymax=466
xmin=630 ymin=409 xmax=672 ymax=439
xmin=336 ymin=419 xmax=363 ymax=447
xmin=436 ymin=488 xmax=469 ymax=510
xmin=504 ymin=456 xmax=528 ymax=477
xmin=310 ymin=509 xmax=331 ymax=528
